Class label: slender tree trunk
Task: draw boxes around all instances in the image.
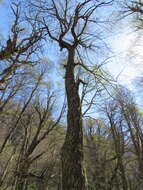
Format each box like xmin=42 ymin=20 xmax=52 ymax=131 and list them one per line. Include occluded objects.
xmin=14 ymin=158 xmax=30 ymax=190
xmin=61 ymin=49 xmax=85 ymax=190
xmin=118 ymin=159 xmax=128 ymax=190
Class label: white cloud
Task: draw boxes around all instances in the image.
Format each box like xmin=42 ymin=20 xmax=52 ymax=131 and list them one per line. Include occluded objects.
xmin=108 ymin=27 xmax=143 ymax=90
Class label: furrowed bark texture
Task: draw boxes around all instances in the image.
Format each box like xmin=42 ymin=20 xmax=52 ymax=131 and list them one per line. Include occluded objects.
xmin=61 ymin=49 xmax=85 ymax=190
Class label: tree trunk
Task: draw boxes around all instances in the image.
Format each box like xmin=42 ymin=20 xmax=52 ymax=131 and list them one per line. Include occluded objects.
xmin=118 ymin=159 xmax=128 ymax=190
xmin=61 ymin=49 xmax=85 ymax=190
xmin=14 ymin=158 xmax=30 ymax=190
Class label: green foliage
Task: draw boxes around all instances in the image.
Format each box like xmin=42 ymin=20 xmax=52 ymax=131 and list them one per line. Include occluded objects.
xmin=27 ymin=184 xmax=37 ymax=190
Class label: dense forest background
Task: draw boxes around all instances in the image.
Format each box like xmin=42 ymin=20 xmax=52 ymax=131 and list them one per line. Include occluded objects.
xmin=1 ymin=0 xmax=143 ymax=189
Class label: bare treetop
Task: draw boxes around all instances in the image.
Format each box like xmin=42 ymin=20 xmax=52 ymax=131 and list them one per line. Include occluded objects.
xmin=30 ymin=0 xmax=113 ymax=51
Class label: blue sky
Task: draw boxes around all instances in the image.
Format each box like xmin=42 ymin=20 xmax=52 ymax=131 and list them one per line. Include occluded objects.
xmin=1 ymin=0 xmax=143 ymax=94
xmin=108 ymin=24 xmax=143 ymax=90
xmin=0 ymin=0 xmax=11 ymax=38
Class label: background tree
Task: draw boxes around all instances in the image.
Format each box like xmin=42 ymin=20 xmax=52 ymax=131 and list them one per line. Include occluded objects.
xmin=0 ymin=3 xmax=43 ymax=89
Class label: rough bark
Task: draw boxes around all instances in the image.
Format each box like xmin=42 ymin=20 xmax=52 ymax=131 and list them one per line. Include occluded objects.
xmin=61 ymin=49 xmax=85 ymax=190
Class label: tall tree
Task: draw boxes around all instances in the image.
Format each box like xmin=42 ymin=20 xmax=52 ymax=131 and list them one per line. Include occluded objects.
xmin=104 ymin=100 xmax=128 ymax=190
xmin=29 ymin=0 xmax=114 ymax=189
